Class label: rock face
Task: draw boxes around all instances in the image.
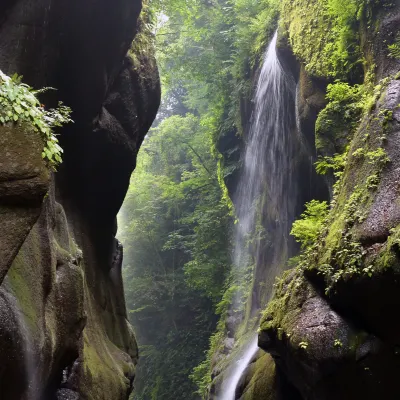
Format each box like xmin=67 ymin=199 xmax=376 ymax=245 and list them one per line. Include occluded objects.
xmin=0 ymin=1 xmax=160 ymax=399
xmin=254 ymin=2 xmax=400 ymax=400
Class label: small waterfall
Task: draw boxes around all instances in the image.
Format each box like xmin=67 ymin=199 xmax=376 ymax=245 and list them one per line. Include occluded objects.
xmin=221 ymin=32 xmax=298 ymax=399
xmin=220 ymin=337 xmax=258 ymax=400
xmin=21 ymin=316 xmax=40 ymax=400
xmin=0 ymin=289 xmax=40 ymax=400
xmin=232 ymin=31 xmax=296 ymax=317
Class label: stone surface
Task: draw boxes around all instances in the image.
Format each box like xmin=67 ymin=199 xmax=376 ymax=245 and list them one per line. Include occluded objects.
xmin=0 ymin=124 xmax=50 ymax=285
xmin=249 ymin=3 xmax=400 ymax=400
xmin=0 ymin=0 xmax=160 ymax=399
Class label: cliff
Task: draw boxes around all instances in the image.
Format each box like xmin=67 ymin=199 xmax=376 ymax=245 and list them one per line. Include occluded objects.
xmin=242 ymin=1 xmax=400 ymax=399
xmin=0 ymin=1 xmax=160 ymax=399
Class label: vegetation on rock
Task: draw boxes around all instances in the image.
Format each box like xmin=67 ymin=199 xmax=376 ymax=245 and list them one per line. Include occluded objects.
xmin=119 ymin=0 xmax=400 ymax=398
xmin=118 ymin=0 xmax=284 ymax=398
xmin=0 ymin=70 xmax=72 ymax=169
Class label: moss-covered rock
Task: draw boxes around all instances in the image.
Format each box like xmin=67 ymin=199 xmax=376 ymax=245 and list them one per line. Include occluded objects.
xmin=237 ymin=352 xmax=277 ymax=400
xmin=0 ymin=0 xmax=160 ymax=398
xmin=257 ymin=2 xmax=400 ymax=399
xmin=0 ymin=124 xmax=50 ymax=285
xmin=280 ymin=0 xmax=364 ymax=80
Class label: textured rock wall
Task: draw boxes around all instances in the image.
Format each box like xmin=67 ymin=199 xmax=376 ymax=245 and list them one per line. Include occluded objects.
xmin=0 ymin=1 xmax=160 ymax=399
xmin=254 ymin=2 xmax=400 ymax=400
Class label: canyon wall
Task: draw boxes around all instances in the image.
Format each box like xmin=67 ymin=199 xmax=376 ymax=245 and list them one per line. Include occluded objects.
xmin=241 ymin=1 xmax=400 ymax=399
xmin=0 ymin=1 xmax=160 ymax=399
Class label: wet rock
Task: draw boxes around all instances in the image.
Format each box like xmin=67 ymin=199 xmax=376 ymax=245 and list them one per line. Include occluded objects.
xmin=356 ymin=80 xmax=400 ymax=244
xmin=57 ymin=388 xmax=80 ymax=400
xmin=259 ymin=274 xmax=400 ymax=400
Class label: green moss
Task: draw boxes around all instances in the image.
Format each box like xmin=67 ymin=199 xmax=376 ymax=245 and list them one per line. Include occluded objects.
xmin=260 ymin=269 xmax=307 ymax=334
xmin=6 ymin=227 xmax=44 ymax=333
xmin=7 ymin=256 xmax=39 ymax=332
xmin=129 ymin=0 xmax=157 ymax=74
xmin=81 ymin=326 xmax=132 ymax=399
xmin=240 ymin=353 xmax=277 ymax=400
xmin=280 ymin=0 xmax=364 ymax=79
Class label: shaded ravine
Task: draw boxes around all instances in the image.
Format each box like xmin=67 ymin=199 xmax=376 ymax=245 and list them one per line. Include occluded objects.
xmin=219 ymin=32 xmax=300 ymax=399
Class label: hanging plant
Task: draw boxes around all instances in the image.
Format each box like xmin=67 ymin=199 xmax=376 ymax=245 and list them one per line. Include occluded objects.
xmin=0 ymin=70 xmax=73 ymax=170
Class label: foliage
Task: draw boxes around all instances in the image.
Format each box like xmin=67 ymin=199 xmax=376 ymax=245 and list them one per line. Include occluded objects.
xmin=121 ymin=1 xmax=283 ymax=397
xmin=291 ymin=201 xmax=329 ymax=249
xmin=316 ymin=82 xmax=363 ymax=137
xmin=315 ymin=152 xmax=347 ymax=175
xmin=388 ymin=33 xmax=400 ymax=59
xmin=280 ymin=0 xmax=366 ymax=79
xmin=0 ymin=70 xmax=72 ymax=169
xmin=119 ymin=112 xmax=233 ymax=399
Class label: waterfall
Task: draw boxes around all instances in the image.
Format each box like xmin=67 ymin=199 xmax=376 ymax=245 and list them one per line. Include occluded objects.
xmin=220 ymin=32 xmax=298 ymax=400
xmin=22 ymin=317 xmax=40 ymax=400
xmin=220 ymin=337 xmax=258 ymax=400
xmin=232 ymin=30 xmax=297 ymax=319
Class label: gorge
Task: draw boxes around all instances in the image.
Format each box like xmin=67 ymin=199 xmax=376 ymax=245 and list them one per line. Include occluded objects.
xmin=2 ymin=0 xmax=400 ymax=400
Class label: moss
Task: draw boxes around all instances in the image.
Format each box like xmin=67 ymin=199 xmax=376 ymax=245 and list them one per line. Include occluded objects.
xmin=240 ymin=353 xmax=277 ymax=400
xmin=373 ymin=226 xmax=400 ymax=272
xmin=7 ymin=257 xmax=39 ymax=332
xmin=6 ymin=227 xmax=43 ymax=333
xmin=80 ymin=319 xmax=132 ymax=399
xmin=260 ymin=269 xmax=308 ymax=334
xmin=280 ymin=0 xmax=364 ymax=80
xmin=129 ymin=0 xmax=157 ymax=78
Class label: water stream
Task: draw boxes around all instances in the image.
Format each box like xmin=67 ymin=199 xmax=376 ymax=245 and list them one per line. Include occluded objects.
xmin=232 ymin=31 xmax=296 ymax=307
xmin=220 ymin=32 xmax=297 ymax=399
xmin=220 ymin=337 xmax=259 ymax=400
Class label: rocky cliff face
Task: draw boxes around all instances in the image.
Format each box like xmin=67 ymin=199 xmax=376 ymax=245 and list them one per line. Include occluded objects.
xmin=246 ymin=1 xmax=400 ymax=400
xmin=0 ymin=1 xmax=160 ymax=399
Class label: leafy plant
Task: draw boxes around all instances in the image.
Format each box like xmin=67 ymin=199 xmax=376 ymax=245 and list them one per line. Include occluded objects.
xmin=388 ymin=34 xmax=400 ymax=59
xmin=315 ymin=152 xmax=347 ymax=175
xmin=299 ymin=341 xmax=309 ymax=350
xmin=366 ymin=148 xmax=390 ymax=166
xmin=291 ymin=200 xmax=329 ymax=249
xmin=0 ymin=70 xmax=72 ymax=169
xmin=334 ymin=339 xmax=343 ymax=348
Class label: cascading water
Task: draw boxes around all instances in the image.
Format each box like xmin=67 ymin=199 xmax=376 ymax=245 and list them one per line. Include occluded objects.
xmin=220 ymin=336 xmax=258 ymax=400
xmin=219 ymin=32 xmax=300 ymax=400
xmin=232 ymin=31 xmax=296 ymax=300
xmin=22 ymin=316 xmax=40 ymax=400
